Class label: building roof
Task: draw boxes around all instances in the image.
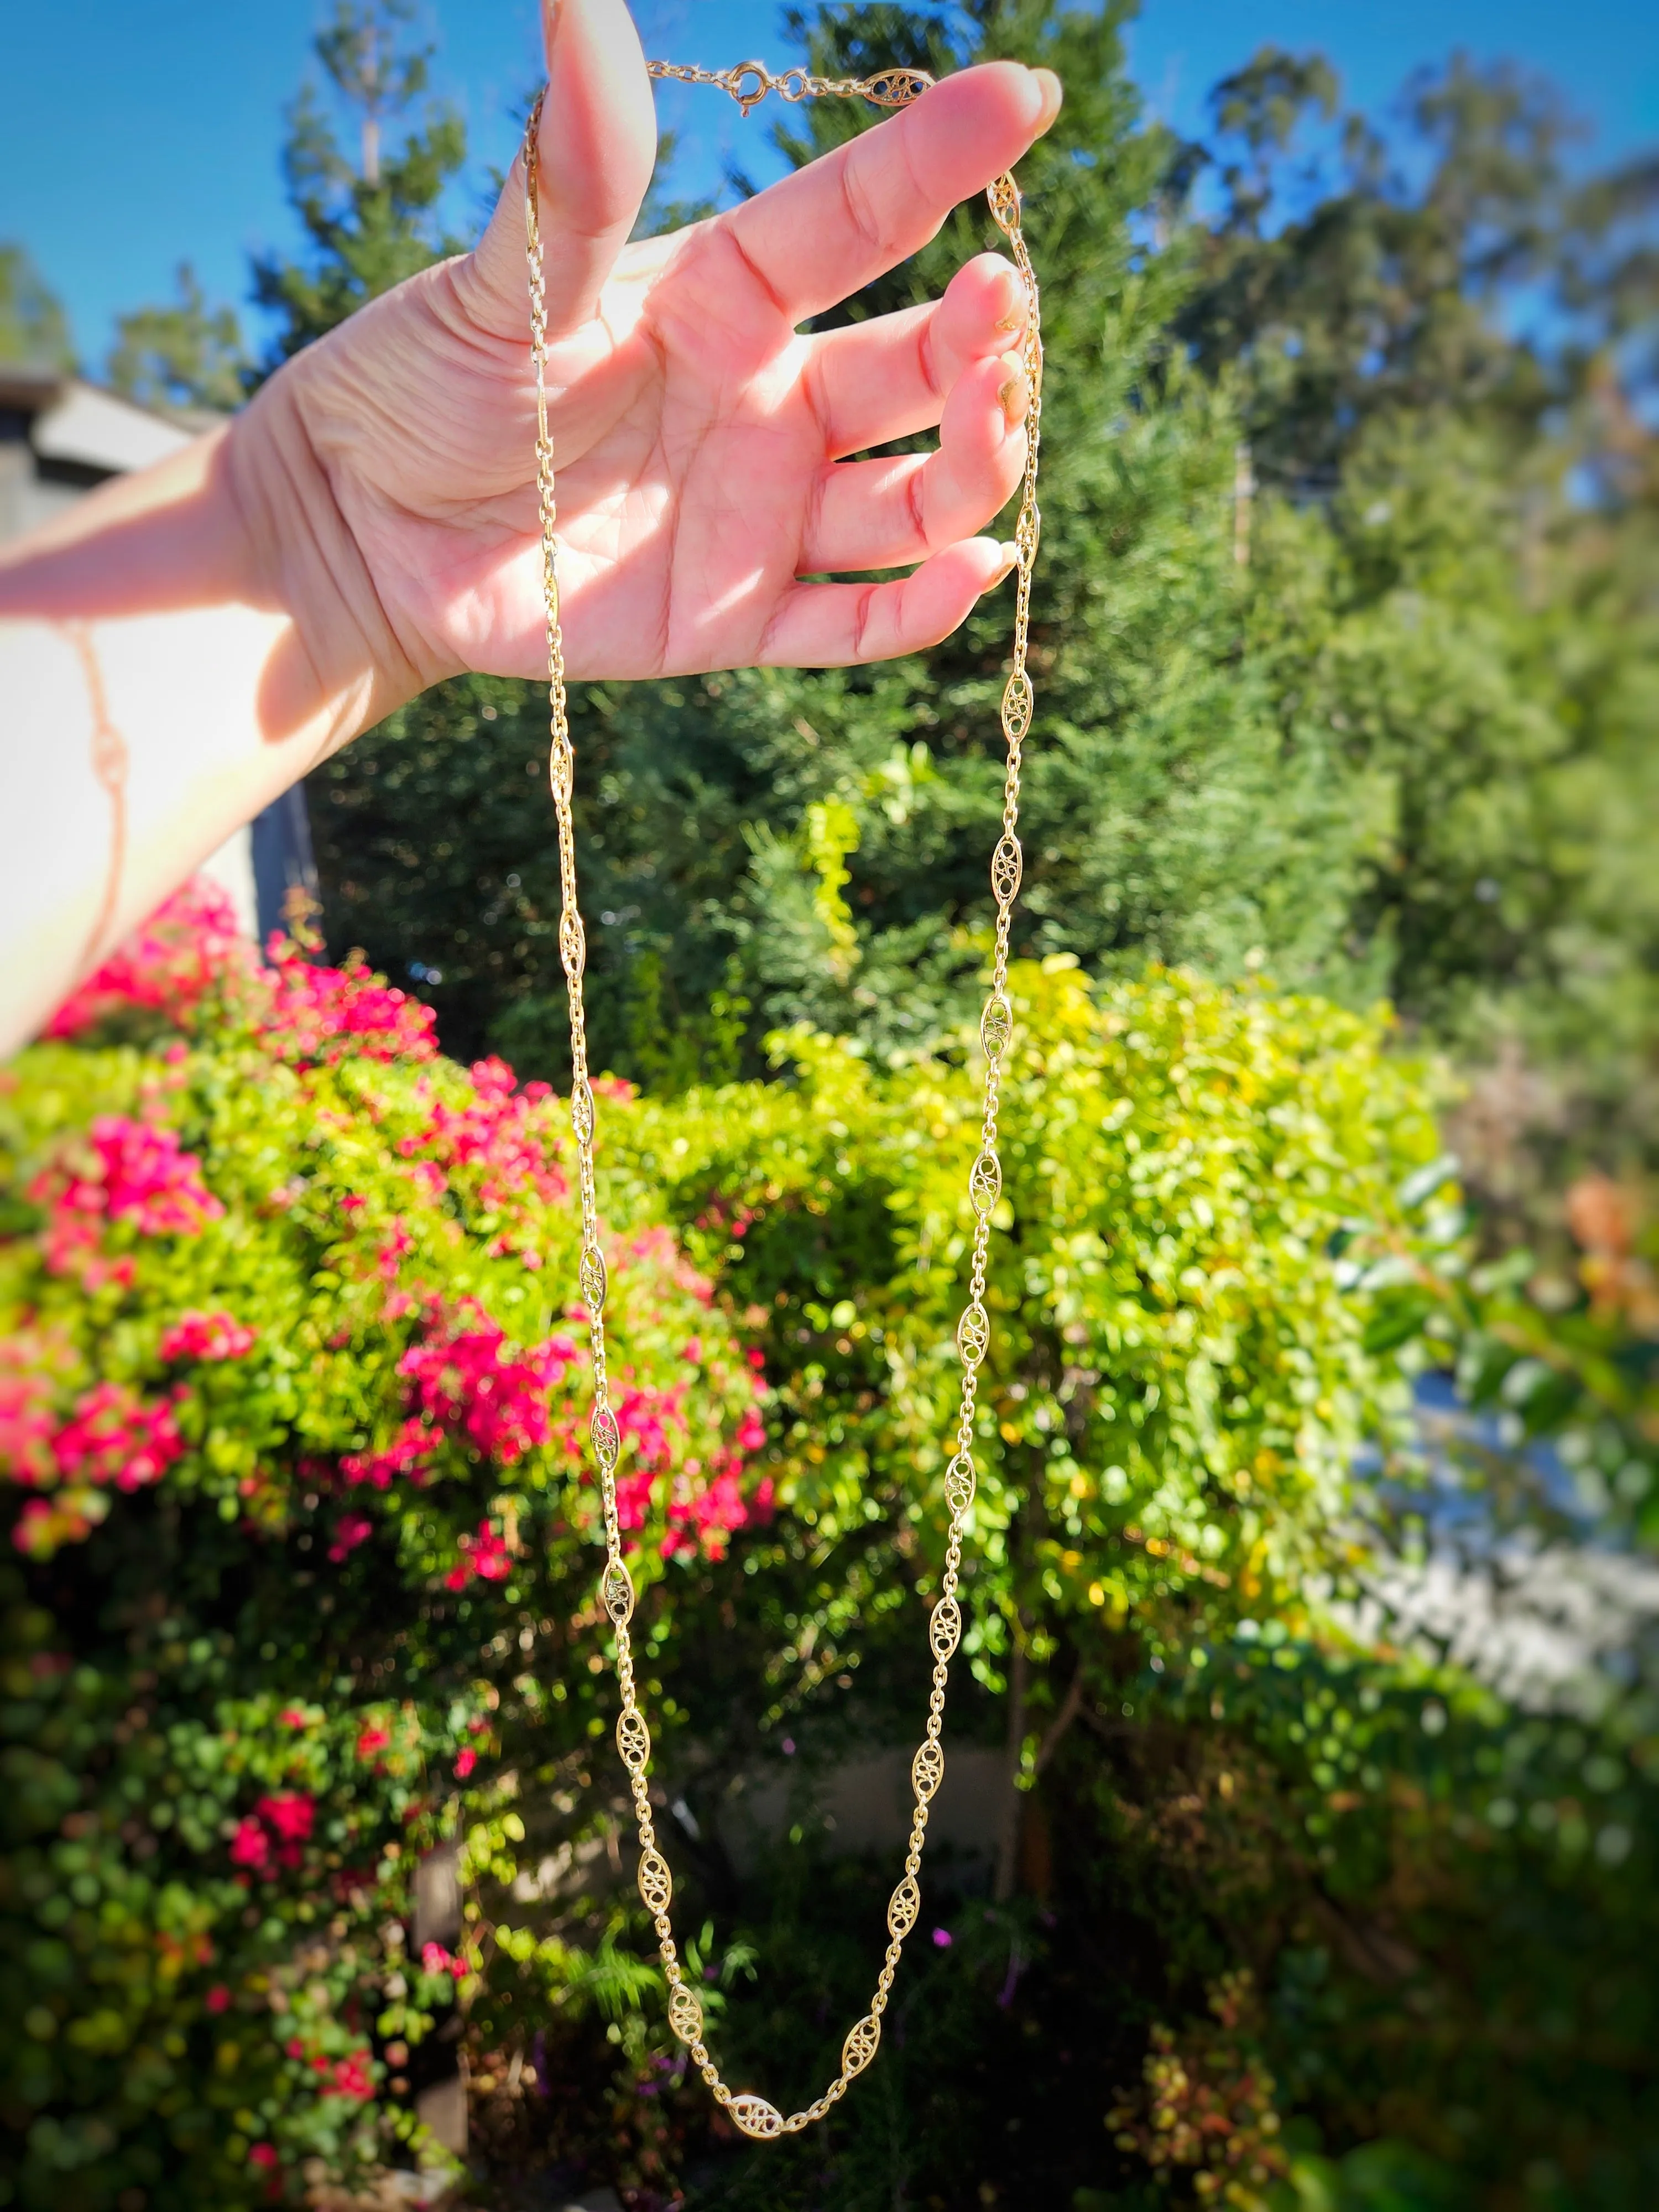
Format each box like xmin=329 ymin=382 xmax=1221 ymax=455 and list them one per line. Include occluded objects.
xmin=0 ymin=367 xmax=217 ymax=476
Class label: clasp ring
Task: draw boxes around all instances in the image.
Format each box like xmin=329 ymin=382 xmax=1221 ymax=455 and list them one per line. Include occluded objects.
xmin=728 ymin=61 xmax=771 ymax=116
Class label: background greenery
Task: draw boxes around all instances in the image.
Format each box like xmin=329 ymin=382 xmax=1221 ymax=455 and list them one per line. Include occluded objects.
xmin=3 ymin=1 xmax=1657 ymax=2208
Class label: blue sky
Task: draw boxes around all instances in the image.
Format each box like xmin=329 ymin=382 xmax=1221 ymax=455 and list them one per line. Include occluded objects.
xmin=3 ymin=0 xmax=1655 ymax=374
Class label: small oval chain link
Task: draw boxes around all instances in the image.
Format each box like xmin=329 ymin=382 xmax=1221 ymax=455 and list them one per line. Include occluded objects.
xmin=524 ymin=58 xmax=1043 ymax=2141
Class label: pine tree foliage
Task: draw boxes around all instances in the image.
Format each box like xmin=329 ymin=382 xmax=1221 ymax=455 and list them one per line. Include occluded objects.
xmin=107 ymin=263 xmax=249 ymax=415
xmin=250 ymin=0 xmax=467 ymax=364
xmin=299 ymin=2 xmax=1657 ymax=1188
xmin=317 ymin=1 xmax=1375 ymax=1082
xmin=0 ymin=242 xmax=74 ymax=372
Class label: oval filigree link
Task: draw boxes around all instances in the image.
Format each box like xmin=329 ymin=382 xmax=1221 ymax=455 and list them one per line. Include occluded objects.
xmin=842 ymin=2013 xmax=881 ymax=2079
xmin=616 ymin=1708 xmax=651 ymax=1773
xmin=559 ymin=907 xmax=586 ymax=979
xmin=929 ymin=1597 xmax=962 ymax=1662
xmin=549 ymin=735 xmax=574 ymax=805
xmin=912 ymin=1739 xmax=946 ymax=1804
xmin=578 ymin=1242 xmax=608 ymax=1312
xmin=968 ymin=1150 xmax=1002 ymax=1216
xmin=668 ymin=1981 xmax=704 ymax=2045
xmin=956 ymin=1301 xmax=990 ymax=1369
xmin=1001 ymin=669 xmax=1034 ymax=744
xmin=591 ymin=1403 xmax=620 ymax=1475
xmin=865 ymin=67 xmax=933 ymax=105
xmin=602 ymin=1559 xmax=635 ymax=1626
xmin=887 ymin=1874 xmax=921 ymax=1940
xmin=637 ymin=1849 xmax=673 ymax=1916
xmin=990 ymin=834 xmax=1023 ymax=907
xmin=944 ymin=1453 xmax=977 ymax=1517
xmin=979 ymin=994 xmax=1013 ymax=1061
xmin=569 ymin=1077 xmax=595 ymax=1145
xmin=729 ymin=2095 xmax=785 ymax=2141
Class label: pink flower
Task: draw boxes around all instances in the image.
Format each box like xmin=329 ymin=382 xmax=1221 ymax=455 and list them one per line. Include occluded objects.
xmin=230 ymin=1793 xmax=315 ymax=1875
xmin=444 ymin=1519 xmax=514 ymax=1590
xmin=257 ymin=1793 xmax=314 ymax=1845
xmin=453 ymin=1746 xmax=477 ymax=1780
xmin=160 ymin=1309 xmax=257 ymax=1362
xmin=229 ymin=1817 xmax=270 ymax=1870
xmin=393 ymin=1059 xmax=567 ymax=1256
xmin=356 ymin=1722 xmax=392 ymax=1761
xmin=615 ymin=1469 xmax=657 ymax=1533
xmin=2 ymin=1387 xmax=57 ymax=1483
xmin=422 ymin=1942 xmax=460 ymax=1976
xmin=0 ymin=1334 xmax=76 ymax=1485
xmin=612 ymin=1380 xmax=688 ymax=1474
xmin=49 ymin=1381 xmax=186 ymax=1493
xmin=259 ymin=941 xmax=437 ymax=1066
xmin=375 ymin=1223 xmax=414 ymax=1281
xmin=624 ymin=1222 xmax=716 ymax=1304
xmin=46 ymin=877 xmax=255 ymax=1039
xmin=206 ymin=1984 xmax=232 ymax=2013
xmin=248 ymin=2141 xmax=280 ymax=2169
xmin=665 ymin=1467 xmax=752 ymax=1562
xmin=340 ymin=1417 xmax=440 ymax=1490
xmin=327 ymin=1513 xmax=374 ymax=1563
xmin=330 ymin=2051 xmax=375 ymax=2100
xmin=399 ymin=1308 xmax=576 ymax=1466
xmin=279 ymin=1707 xmax=310 ymax=1729
xmin=32 ymin=1117 xmax=224 ymax=1267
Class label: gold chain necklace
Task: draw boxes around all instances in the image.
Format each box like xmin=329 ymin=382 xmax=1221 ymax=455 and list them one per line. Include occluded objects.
xmin=523 ymin=56 xmax=1043 ymax=2141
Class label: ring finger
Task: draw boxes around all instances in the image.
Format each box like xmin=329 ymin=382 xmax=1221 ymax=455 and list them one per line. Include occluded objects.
xmin=805 ymin=252 xmax=1029 ymax=459
xmin=802 ymin=351 xmax=1029 ymax=574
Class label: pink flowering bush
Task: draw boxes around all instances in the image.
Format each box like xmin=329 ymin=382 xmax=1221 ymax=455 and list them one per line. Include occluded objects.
xmin=43 ymin=877 xmax=258 ymax=1043
xmin=3 ymin=878 xmax=766 ymax=1582
xmin=0 ymin=879 xmax=770 ymax=2207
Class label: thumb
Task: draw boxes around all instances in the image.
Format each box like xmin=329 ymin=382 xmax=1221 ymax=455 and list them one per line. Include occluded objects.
xmin=469 ymin=0 xmax=656 ymax=335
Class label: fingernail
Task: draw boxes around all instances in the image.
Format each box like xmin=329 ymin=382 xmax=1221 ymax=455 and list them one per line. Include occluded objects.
xmin=1029 ymin=67 xmax=1063 ymax=132
xmin=992 ymin=541 xmax=1020 ymax=586
xmin=997 ymin=361 xmax=1029 ymax=426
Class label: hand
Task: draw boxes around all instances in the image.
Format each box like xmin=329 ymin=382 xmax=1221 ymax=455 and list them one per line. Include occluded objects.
xmin=233 ymin=0 xmax=1061 ymax=701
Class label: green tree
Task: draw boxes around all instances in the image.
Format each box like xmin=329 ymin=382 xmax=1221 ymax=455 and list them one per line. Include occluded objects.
xmin=107 ymin=262 xmax=248 ymax=413
xmin=316 ymin=0 xmax=1374 ymax=1083
xmin=251 ymin=0 xmax=468 ymax=364
xmin=1177 ymin=48 xmax=1659 ymax=1188
xmin=0 ymin=241 xmax=73 ymax=371
xmin=309 ymin=2 xmax=1658 ymax=1199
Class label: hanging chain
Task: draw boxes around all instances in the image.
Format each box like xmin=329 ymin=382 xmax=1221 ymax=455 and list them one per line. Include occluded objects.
xmin=524 ymin=59 xmax=1043 ymax=2142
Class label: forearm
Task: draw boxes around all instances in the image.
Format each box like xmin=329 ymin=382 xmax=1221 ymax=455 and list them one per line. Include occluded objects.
xmin=0 ymin=410 xmax=408 ymax=1058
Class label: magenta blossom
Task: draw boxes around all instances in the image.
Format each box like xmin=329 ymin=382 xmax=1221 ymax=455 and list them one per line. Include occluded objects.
xmin=160 ymin=1309 xmax=257 ymax=1362
xmin=49 ymin=1381 xmax=186 ymax=1493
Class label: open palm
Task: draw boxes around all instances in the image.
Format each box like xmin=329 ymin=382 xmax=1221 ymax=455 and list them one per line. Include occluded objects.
xmin=237 ymin=0 xmax=1058 ymax=693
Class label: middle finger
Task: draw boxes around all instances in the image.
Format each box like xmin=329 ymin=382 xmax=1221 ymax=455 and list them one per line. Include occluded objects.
xmin=805 ymin=252 xmax=1029 ymax=459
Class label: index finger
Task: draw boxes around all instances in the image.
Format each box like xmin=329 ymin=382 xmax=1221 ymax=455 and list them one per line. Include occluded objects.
xmin=717 ymin=61 xmax=1061 ymax=324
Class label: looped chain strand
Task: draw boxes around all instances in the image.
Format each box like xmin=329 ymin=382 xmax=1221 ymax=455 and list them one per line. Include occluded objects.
xmin=524 ymin=59 xmax=1043 ymax=2141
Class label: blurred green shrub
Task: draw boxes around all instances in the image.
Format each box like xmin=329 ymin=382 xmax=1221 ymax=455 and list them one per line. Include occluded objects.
xmin=6 ymin=886 xmax=1657 ymax=2210
xmin=0 ymin=883 xmax=766 ymax=2207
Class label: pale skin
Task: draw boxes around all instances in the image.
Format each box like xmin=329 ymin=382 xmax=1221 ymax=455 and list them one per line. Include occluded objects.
xmin=0 ymin=0 xmax=1060 ymax=1057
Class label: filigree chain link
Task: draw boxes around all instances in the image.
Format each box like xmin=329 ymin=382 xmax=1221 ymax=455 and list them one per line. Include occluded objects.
xmin=524 ymin=57 xmax=1043 ymax=2140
